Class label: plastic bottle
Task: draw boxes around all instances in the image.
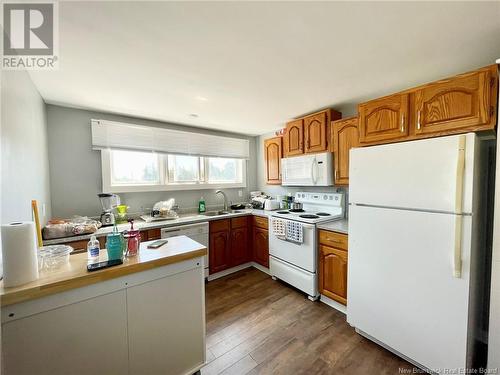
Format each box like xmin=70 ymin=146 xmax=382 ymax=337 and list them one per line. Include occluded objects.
xmin=87 ymin=235 xmax=100 ymax=260
xmin=198 ymin=197 xmax=206 ymax=213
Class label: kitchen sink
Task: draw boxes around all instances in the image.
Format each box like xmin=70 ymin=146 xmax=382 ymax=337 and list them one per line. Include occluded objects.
xmin=203 ymin=210 xmax=243 ymax=216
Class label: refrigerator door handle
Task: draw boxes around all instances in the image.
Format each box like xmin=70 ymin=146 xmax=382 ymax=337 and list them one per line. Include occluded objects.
xmin=453 ymin=135 xmax=466 ymax=278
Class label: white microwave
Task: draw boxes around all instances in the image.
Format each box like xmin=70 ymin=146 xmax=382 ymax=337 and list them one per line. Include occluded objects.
xmin=281 ymin=152 xmax=333 ymax=186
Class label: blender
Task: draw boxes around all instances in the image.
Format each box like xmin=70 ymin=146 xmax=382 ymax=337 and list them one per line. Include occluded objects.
xmin=98 ymin=193 xmax=120 ymax=226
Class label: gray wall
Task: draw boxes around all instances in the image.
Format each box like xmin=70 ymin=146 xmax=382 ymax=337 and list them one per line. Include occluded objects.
xmin=46 ymin=105 xmax=257 ymax=218
xmin=1 ymin=71 xmax=52 ymax=226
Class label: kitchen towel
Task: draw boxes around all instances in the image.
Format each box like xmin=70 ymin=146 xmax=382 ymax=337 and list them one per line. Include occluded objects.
xmin=285 ymin=221 xmax=304 ymax=244
xmin=272 ymin=218 xmax=286 ymax=240
xmin=1 ymin=222 xmax=39 ymax=287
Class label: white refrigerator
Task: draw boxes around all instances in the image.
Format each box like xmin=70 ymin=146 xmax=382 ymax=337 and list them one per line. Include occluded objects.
xmin=347 ymin=133 xmax=494 ymax=372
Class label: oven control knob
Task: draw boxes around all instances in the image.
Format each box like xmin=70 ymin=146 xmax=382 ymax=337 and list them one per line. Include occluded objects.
xmin=323 ymin=195 xmax=327 ymax=200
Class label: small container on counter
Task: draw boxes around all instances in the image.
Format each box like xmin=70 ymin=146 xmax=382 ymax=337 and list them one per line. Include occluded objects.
xmin=123 ymin=220 xmax=140 ymax=257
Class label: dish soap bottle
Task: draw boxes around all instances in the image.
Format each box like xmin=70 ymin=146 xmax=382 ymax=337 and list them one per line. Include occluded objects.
xmin=87 ymin=235 xmax=100 ymax=260
xmin=198 ymin=196 xmax=206 ymax=213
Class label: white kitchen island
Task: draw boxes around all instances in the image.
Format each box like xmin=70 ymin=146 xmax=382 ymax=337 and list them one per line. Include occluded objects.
xmin=0 ymin=236 xmax=207 ymax=375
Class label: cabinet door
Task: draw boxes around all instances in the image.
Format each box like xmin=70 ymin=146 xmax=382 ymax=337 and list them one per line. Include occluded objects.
xmin=3 ymin=291 xmax=129 ymax=375
xmin=209 ymin=230 xmax=230 ymax=274
xmin=359 ymin=93 xmax=409 ymax=145
xmin=319 ymin=245 xmax=348 ymax=305
xmin=127 ymin=269 xmax=205 ymax=375
xmin=414 ymin=67 xmax=496 ymax=136
xmin=264 ymin=137 xmax=282 ymax=185
xmin=332 ymin=117 xmax=359 ymax=185
xmin=230 ymin=226 xmax=249 ymax=266
xmin=304 ymin=111 xmax=328 ymax=153
xmin=284 ymin=119 xmax=304 ymax=156
xmin=253 ymin=227 xmax=269 ymax=268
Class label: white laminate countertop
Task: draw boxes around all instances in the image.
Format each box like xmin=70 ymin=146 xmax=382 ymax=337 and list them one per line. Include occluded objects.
xmin=43 ymin=209 xmax=274 ymax=245
xmin=317 ymin=219 xmax=349 ymax=234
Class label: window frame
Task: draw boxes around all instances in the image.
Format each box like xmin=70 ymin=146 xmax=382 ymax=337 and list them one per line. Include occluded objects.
xmin=101 ymin=149 xmax=247 ymax=193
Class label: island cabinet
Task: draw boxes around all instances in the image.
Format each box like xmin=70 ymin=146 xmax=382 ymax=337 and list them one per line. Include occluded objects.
xmin=332 ymin=116 xmax=360 ymax=185
xmin=318 ymin=230 xmax=348 ymax=305
xmin=209 ymin=217 xmax=251 ymax=274
xmin=264 ymin=137 xmax=283 ymax=185
xmin=1 ymin=238 xmax=207 ymax=375
xmin=283 ymin=109 xmax=342 ymax=157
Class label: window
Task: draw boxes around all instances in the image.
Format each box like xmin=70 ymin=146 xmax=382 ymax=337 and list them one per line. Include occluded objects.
xmin=110 ymin=150 xmax=160 ymax=185
xmin=168 ymin=155 xmax=200 ymax=183
xmin=206 ymin=157 xmax=241 ymax=183
xmin=101 ymin=149 xmax=246 ymax=192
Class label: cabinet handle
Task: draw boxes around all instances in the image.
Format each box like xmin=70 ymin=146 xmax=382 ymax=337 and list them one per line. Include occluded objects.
xmin=417 ymin=110 xmax=421 ymax=130
xmin=400 ymin=113 xmax=405 ymax=133
xmin=335 ymin=170 xmax=338 ymax=181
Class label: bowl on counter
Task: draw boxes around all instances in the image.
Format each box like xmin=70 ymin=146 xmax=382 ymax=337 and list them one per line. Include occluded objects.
xmin=38 ymin=245 xmax=73 ymax=271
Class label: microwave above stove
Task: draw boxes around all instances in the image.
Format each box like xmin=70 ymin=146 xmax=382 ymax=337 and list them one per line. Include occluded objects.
xmin=281 ymin=152 xmax=333 ymax=186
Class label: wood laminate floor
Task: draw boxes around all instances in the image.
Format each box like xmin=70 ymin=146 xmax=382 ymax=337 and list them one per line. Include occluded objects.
xmin=201 ymin=268 xmax=415 ymax=375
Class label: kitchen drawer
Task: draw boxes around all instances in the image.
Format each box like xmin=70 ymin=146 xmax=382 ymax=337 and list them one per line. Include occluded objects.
xmin=231 ymin=216 xmax=248 ymax=229
xmin=210 ymin=219 xmax=230 ymax=233
xmin=319 ymin=230 xmax=348 ymax=251
xmin=253 ymin=216 xmax=268 ymax=230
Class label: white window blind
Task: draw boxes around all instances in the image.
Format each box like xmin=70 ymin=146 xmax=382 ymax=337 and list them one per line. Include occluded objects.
xmin=91 ymin=119 xmax=250 ymax=159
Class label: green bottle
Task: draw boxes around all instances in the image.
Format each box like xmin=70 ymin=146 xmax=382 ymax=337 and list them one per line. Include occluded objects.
xmin=198 ymin=196 xmax=206 ymax=213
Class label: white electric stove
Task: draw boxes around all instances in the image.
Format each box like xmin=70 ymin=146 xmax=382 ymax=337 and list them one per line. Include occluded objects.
xmin=269 ymin=192 xmax=344 ymax=300
xmin=270 ymin=192 xmax=344 ymax=224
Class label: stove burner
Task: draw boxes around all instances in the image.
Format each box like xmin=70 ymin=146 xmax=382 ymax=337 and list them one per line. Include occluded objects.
xmin=316 ymin=212 xmax=331 ymax=216
xmin=299 ymin=214 xmax=319 ymax=219
xmin=276 ymin=211 xmax=290 ymax=214
xmin=289 ymin=209 xmax=305 ymax=213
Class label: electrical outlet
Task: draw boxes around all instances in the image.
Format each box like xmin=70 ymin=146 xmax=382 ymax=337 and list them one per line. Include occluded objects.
xmin=238 ymin=190 xmax=243 ymax=197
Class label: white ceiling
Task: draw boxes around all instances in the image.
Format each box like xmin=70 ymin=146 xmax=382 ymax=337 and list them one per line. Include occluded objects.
xmin=29 ymin=1 xmax=500 ymax=136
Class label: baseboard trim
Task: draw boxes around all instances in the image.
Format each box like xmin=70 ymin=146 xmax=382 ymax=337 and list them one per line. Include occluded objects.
xmin=320 ymin=294 xmax=347 ymax=314
xmin=207 ymin=262 xmax=270 ymax=281
xmin=250 ymin=262 xmax=270 ymax=275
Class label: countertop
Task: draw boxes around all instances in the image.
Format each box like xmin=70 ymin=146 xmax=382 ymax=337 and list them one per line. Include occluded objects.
xmin=317 ymin=219 xmax=349 ymax=234
xmin=0 ymin=236 xmax=207 ymax=307
xmin=44 ymin=209 xmax=273 ymax=245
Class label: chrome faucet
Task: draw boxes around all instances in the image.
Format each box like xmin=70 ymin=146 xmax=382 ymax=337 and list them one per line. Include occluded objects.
xmin=215 ymin=190 xmax=229 ymax=211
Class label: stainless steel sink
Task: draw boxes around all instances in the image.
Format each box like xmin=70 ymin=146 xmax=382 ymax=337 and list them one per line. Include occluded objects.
xmin=203 ymin=210 xmax=243 ymax=216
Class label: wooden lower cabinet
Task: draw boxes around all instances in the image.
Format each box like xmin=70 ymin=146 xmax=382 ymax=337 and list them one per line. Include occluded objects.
xmin=253 ymin=226 xmax=269 ymax=268
xmin=318 ymin=230 xmax=348 ymax=305
xmin=208 ymin=216 xmax=269 ymax=273
xmin=209 ymin=217 xmax=254 ymax=274
xmin=230 ymin=226 xmax=250 ymax=266
xmin=209 ymin=225 xmax=231 ymax=274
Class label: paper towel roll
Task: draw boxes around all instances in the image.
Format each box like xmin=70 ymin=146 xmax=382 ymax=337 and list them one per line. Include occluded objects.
xmin=1 ymin=222 xmax=39 ymax=287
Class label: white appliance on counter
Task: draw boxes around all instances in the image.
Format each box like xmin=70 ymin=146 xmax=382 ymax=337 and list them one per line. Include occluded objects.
xmin=281 ymin=152 xmax=333 ymax=186
xmin=269 ymin=192 xmax=344 ymax=300
xmin=348 ymin=133 xmax=495 ymax=372
xmin=161 ymin=222 xmax=209 ymax=277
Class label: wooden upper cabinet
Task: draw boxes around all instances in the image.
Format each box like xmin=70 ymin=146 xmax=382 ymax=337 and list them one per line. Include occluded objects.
xmin=414 ymin=66 xmax=497 ymax=136
xmin=304 ymin=111 xmax=328 ymax=153
xmin=284 ymin=119 xmax=304 ymax=157
xmin=264 ymin=137 xmax=282 ymax=185
xmin=359 ymin=93 xmax=410 ymax=145
xmin=332 ymin=117 xmax=359 ymax=185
